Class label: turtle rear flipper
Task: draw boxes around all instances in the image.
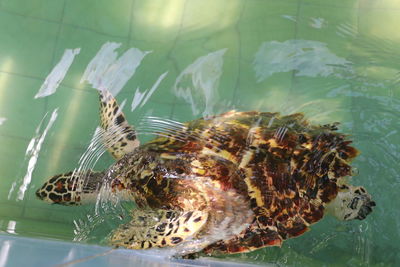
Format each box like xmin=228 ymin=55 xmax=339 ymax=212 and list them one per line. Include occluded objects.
xmin=36 ymin=170 xmax=106 ymax=205
xmin=110 ymin=209 xmax=208 ymax=251
xmin=99 ymin=89 xmax=139 ymax=159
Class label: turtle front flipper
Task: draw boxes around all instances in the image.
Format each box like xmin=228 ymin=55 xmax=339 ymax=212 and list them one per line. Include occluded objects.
xmin=36 ymin=170 xmax=106 ymax=205
xmin=202 ymin=227 xmax=283 ymax=255
xmin=99 ymin=89 xmax=139 ymax=159
xmin=110 ymin=209 xmax=208 ymax=251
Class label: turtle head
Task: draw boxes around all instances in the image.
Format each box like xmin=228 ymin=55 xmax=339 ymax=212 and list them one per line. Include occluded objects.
xmin=36 ymin=173 xmax=77 ymax=205
xmin=327 ymin=185 xmax=376 ymax=221
xmin=36 ymin=170 xmax=109 ymax=205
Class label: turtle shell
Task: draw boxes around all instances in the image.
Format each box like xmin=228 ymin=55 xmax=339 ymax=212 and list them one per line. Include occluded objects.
xmin=139 ymin=111 xmax=358 ymax=253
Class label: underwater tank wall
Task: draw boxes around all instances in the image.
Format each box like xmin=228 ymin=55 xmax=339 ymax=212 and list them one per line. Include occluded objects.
xmin=0 ymin=0 xmax=399 ymax=266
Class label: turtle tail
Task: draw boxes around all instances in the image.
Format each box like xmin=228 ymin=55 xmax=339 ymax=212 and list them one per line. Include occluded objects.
xmin=36 ymin=170 xmax=106 ymax=205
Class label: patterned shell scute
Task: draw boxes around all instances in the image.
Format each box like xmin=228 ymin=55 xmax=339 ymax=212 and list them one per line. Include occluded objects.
xmin=141 ymin=111 xmax=358 ymax=245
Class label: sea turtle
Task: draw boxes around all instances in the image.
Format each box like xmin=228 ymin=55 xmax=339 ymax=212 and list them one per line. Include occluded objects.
xmin=36 ymin=90 xmax=375 ymax=257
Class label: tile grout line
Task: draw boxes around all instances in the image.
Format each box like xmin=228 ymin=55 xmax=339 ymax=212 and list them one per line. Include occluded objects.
xmin=285 ymin=0 xmax=302 ymax=111
xmin=0 ymin=70 xmax=188 ymax=108
xmin=127 ymin=0 xmax=135 ymax=44
xmin=230 ymin=0 xmax=247 ymax=106
xmin=42 ymin=0 xmax=67 ymax=121
xmin=43 ymin=0 xmax=67 ymax=117
xmin=0 ymin=132 xmax=92 ymax=152
xmin=302 ymin=1 xmax=400 ymax=10
xmin=63 ymin=21 xmax=128 ymax=40
xmin=0 ymin=70 xmax=96 ymax=94
xmin=168 ymin=0 xmax=188 ymax=120
xmin=0 ymin=8 xmax=58 ymax=24
xmin=350 ymin=0 xmax=362 ymax=136
xmin=0 ymin=9 xmax=132 ymax=41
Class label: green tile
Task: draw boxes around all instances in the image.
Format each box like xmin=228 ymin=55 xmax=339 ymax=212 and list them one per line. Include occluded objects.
xmin=178 ymin=0 xmax=244 ymax=42
xmin=23 ymin=206 xmax=76 ymax=224
xmin=64 ymin=0 xmax=132 ymax=38
xmin=0 ymin=135 xmax=32 ymax=202
xmin=163 ymin=41 xmax=238 ymax=113
xmin=0 ymin=73 xmax=46 ymax=139
xmin=130 ymin=0 xmax=185 ymax=43
xmin=53 ymin=24 xmax=129 ymax=91
xmin=1 ymin=0 xmax=65 ymax=22
xmin=358 ymin=8 xmax=400 ymax=43
xmin=218 ymin=55 xmax=240 ymax=101
xmin=243 ymin=0 xmax=299 ymax=21
xmin=234 ymin=69 xmax=293 ymax=112
xmin=297 ymin=4 xmax=359 ymax=56
xmin=118 ymin=70 xmax=177 ymax=106
xmin=238 ymin=15 xmax=297 ymax=62
xmin=202 ymin=28 xmax=241 ymax=101
xmin=130 ymin=100 xmax=175 ymax=124
xmin=0 ymin=202 xmax=24 ymax=219
xmin=167 ymin=40 xmax=236 ymax=114
xmin=287 ymin=76 xmax=354 ymax=124
xmin=302 ymin=0 xmax=359 ymax=8
xmin=299 ymin=4 xmax=359 ymax=31
xmin=0 ymin=11 xmax=59 ymax=78
xmin=45 ymin=86 xmax=99 ymax=150
xmin=202 ymin=27 xmax=239 ymax=56
xmin=121 ymin=40 xmax=180 ymax=104
xmin=360 ymin=0 xmax=400 ymax=9
xmin=204 ymin=1 xmax=298 ymax=64
xmin=169 ymin=39 xmax=210 ymax=71
xmin=240 ymin=0 xmax=299 ymax=51
xmin=170 ymin=103 xmax=198 ymax=122
xmin=6 ymin=215 xmax=73 ymax=240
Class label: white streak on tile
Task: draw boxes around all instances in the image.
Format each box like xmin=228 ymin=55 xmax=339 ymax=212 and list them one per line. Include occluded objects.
xmin=0 ymin=117 xmax=6 ymax=125
xmin=253 ymin=40 xmax=351 ymax=82
xmin=173 ymin=49 xmax=227 ymax=117
xmin=131 ymin=88 xmax=147 ymax=112
xmin=6 ymin=221 xmax=16 ymax=234
xmin=81 ymin=42 xmax=151 ymax=96
xmin=12 ymin=109 xmax=58 ymax=201
xmin=35 ymin=48 xmax=80 ymax=98
xmin=131 ymin=71 xmax=168 ymax=111
xmin=119 ymin=98 xmax=127 ymax=111
xmin=140 ymin=72 xmax=168 ymax=108
xmin=310 ymin=17 xmax=325 ymax=29
xmin=282 ymin=15 xmax=297 ymax=22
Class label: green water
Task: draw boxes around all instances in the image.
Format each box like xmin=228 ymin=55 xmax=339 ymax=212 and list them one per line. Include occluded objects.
xmin=0 ymin=0 xmax=399 ymax=266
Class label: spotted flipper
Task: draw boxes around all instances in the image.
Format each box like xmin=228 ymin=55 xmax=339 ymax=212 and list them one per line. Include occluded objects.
xmin=36 ymin=170 xmax=106 ymax=205
xmin=202 ymin=227 xmax=283 ymax=255
xmin=99 ymin=89 xmax=139 ymax=159
xmin=110 ymin=209 xmax=208 ymax=250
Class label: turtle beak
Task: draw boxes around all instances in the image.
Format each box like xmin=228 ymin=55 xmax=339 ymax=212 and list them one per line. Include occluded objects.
xmin=35 ymin=189 xmax=41 ymax=199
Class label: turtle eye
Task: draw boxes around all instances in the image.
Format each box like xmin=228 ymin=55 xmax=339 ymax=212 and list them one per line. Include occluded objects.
xmin=175 ymin=168 xmax=185 ymax=174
